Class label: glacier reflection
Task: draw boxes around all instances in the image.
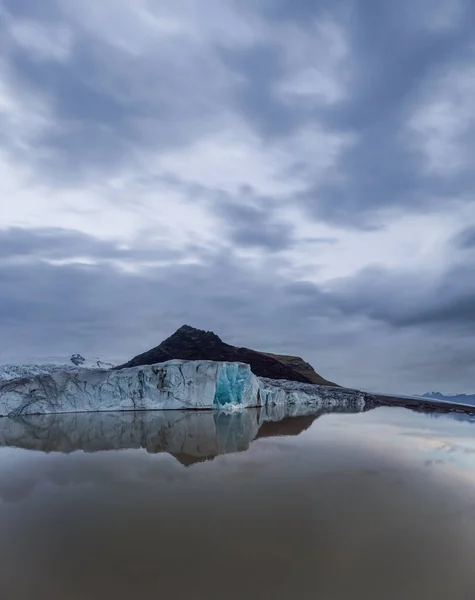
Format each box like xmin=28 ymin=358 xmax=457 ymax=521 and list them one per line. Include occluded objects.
xmin=0 ymin=403 xmax=366 ymax=463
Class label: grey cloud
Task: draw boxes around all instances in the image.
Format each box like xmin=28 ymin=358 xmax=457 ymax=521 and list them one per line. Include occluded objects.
xmin=8 ymin=53 xmax=130 ymax=126
xmin=305 ymin=1 xmax=475 ymax=225
xmin=1 ymin=0 xmax=60 ymax=20
xmin=4 ymin=46 xmax=157 ymax=180
xmin=223 ymin=0 xmax=475 ymax=226
xmin=452 ymin=225 xmax=475 ymax=249
xmin=0 ymin=228 xmax=342 ymax=364
xmin=0 ymin=242 xmax=329 ymax=362
xmin=8 ymin=44 xmax=141 ymax=178
xmin=2 ymin=0 xmax=474 ymax=226
xmin=1 ymin=5 xmax=238 ymax=182
xmin=407 ymin=264 xmax=475 ymax=328
xmin=250 ymin=258 xmax=475 ymax=334
xmin=0 ymin=227 xmax=183 ymax=263
xmin=218 ymin=43 xmax=303 ymax=138
xmin=214 ymin=201 xmax=295 ymax=250
xmin=250 ymin=0 xmax=349 ymax=24
xmin=325 ymin=263 xmax=475 ymax=330
xmin=303 ymin=236 xmax=338 ymax=245
xmin=211 ymin=189 xmax=337 ymax=252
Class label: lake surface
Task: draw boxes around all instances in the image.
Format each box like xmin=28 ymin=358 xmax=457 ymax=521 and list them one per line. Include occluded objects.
xmin=1 ymin=406 xmax=475 ymax=599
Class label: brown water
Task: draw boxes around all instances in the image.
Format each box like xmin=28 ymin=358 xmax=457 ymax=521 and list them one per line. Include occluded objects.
xmin=1 ymin=406 xmax=475 ymax=599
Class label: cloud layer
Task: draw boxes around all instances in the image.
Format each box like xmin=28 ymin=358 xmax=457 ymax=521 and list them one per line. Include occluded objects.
xmin=0 ymin=0 xmax=474 ymax=394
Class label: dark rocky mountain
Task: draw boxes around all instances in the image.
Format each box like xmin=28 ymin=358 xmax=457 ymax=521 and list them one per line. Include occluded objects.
xmin=117 ymin=325 xmax=337 ymax=385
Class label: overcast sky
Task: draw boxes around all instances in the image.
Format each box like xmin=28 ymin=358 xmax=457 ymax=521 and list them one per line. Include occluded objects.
xmin=0 ymin=0 xmax=474 ymax=394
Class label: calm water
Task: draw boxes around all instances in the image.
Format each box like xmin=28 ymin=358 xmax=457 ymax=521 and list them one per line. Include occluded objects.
xmin=1 ymin=406 xmax=475 ymax=599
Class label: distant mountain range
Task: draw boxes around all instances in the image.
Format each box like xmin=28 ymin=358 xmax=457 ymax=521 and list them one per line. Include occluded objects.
xmin=117 ymin=325 xmax=337 ymax=386
xmin=421 ymin=392 xmax=475 ymax=405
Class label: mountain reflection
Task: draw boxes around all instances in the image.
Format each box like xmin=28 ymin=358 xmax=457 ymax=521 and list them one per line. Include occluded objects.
xmin=0 ymin=404 xmax=365 ymax=464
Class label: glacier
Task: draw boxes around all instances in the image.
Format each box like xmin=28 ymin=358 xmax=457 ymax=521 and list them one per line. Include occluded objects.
xmin=0 ymin=359 xmax=371 ymax=417
xmin=0 ymin=360 xmax=262 ymax=417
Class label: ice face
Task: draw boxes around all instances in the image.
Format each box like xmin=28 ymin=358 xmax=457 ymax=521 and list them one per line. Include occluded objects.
xmin=214 ymin=362 xmax=249 ymax=407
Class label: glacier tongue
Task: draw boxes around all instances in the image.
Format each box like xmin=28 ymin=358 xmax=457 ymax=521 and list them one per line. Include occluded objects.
xmin=0 ymin=360 xmax=370 ymax=417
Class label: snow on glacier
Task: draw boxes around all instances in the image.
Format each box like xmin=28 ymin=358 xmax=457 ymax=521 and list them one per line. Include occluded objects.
xmin=0 ymin=356 xmax=115 ymax=380
xmin=0 ymin=364 xmax=80 ymax=382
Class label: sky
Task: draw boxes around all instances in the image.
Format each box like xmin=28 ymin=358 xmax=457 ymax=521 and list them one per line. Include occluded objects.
xmin=0 ymin=0 xmax=474 ymax=395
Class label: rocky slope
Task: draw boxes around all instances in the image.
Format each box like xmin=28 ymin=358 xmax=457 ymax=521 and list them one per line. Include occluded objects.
xmin=117 ymin=325 xmax=336 ymax=385
xmin=262 ymin=352 xmax=338 ymax=386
